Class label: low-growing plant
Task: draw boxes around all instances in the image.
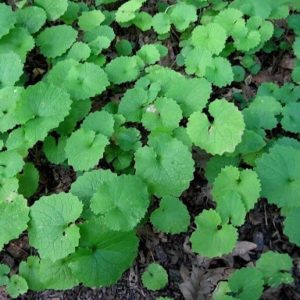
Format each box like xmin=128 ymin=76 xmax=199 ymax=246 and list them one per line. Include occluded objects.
xmin=213 ymin=251 xmax=294 ymax=300
xmin=142 ymin=263 xmax=168 ymax=291
xmin=0 ymin=0 xmax=299 ymax=298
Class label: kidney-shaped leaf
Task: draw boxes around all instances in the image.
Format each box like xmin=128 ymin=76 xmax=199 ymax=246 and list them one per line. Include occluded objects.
xmin=135 ymin=134 xmax=194 ymax=197
xmin=212 ymin=166 xmax=261 ymax=211
xmin=190 ymin=209 xmax=238 ymax=258
xmin=255 ymin=145 xmax=300 ymax=208
xmin=36 ymin=25 xmax=77 ymax=58
xmin=0 ymin=194 xmax=29 ymax=251
xmin=187 ymin=99 xmax=245 ymax=155
xmin=28 ymin=193 xmax=83 ymax=261
xmin=90 ymin=174 xmax=149 ymax=231
xmin=68 ymin=217 xmax=139 ymax=287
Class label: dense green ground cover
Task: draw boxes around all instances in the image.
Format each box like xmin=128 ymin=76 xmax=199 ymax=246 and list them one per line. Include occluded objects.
xmin=0 ymin=0 xmax=300 ymax=299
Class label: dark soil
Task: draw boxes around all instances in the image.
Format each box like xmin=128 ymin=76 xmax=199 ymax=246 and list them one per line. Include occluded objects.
xmin=1 ymin=1 xmax=300 ymax=300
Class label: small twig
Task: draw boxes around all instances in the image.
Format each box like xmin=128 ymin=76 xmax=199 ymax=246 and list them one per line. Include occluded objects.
xmin=263 ymin=202 xmax=268 ymax=227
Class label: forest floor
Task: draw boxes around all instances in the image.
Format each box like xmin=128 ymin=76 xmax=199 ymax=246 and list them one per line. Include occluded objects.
xmin=1 ymin=1 xmax=300 ymax=299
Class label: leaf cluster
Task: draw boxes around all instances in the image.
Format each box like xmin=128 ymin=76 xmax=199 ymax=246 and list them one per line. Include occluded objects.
xmin=0 ymin=0 xmax=298 ymax=298
xmin=213 ymin=251 xmax=294 ymax=300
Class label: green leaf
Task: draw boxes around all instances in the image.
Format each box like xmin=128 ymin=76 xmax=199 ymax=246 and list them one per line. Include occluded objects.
xmin=150 ymin=196 xmax=190 ymax=234
xmin=281 ymin=102 xmax=300 ymax=133
xmin=6 ymin=275 xmax=28 ymax=298
xmin=292 ymin=60 xmax=300 ymax=84
xmin=78 ymin=10 xmax=105 ymax=31
xmin=116 ymin=0 xmax=145 ymax=23
xmin=118 ymin=86 xmax=150 ymax=122
xmin=205 ymin=57 xmax=234 ymax=87
xmin=255 ymin=145 xmax=300 ymax=208
xmin=214 ymin=8 xmax=243 ymax=34
xmin=69 ymin=217 xmax=139 ymax=286
xmin=141 ymin=67 xmax=211 ymax=116
xmin=190 ymin=209 xmax=238 ymax=258
xmin=0 ymin=264 xmax=9 ymax=286
xmin=36 ymin=25 xmax=77 ymax=58
xmin=114 ymin=127 xmax=141 ymax=151
xmin=270 ymin=2 xmax=290 ymax=19
xmin=135 ymin=134 xmax=194 ymax=197
xmin=83 ymin=25 xmax=115 ymax=54
xmin=142 ymin=97 xmax=183 ymax=132
xmin=90 ymin=175 xmax=149 ymax=231
xmin=233 ymin=28 xmax=261 ymax=52
xmin=243 ymin=96 xmax=282 ymax=130
xmin=0 ymin=177 xmax=18 ymax=202
xmin=259 ymin=20 xmax=274 ymax=43
xmin=152 ymin=13 xmax=171 ymax=35
xmin=274 ymin=83 xmax=300 ymax=104
xmin=5 ymin=127 xmax=32 ymax=155
xmin=228 ymin=268 xmax=264 ymax=300
xmin=288 ymin=14 xmax=300 ymax=35
xmin=184 ymin=48 xmax=213 ymax=77
xmin=0 ymin=3 xmax=16 ymax=39
xmin=71 ymin=169 xmax=116 ymax=213
xmin=137 ymin=44 xmax=161 ymax=65
xmin=205 ymin=155 xmax=240 ymax=184
xmin=43 ymin=136 xmax=67 ymax=165
xmin=213 ymin=281 xmax=233 ymax=300
xmin=116 ymin=40 xmax=133 ymax=56
xmin=173 ymin=127 xmax=192 ymax=149
xmin=14 ymin=82 xmax=71 ymax=125
xmin=0 ymin=27 xmax=34 ymax=61
xmin=40 ymin=258 xmax=78 ymax=290
xmin=191 ymin=23 xmax=227 ymax=55
xmin=168 ymin=76 xmax=212 ymax=116
xmin=65 ymin=128 xmax=109 ymax=172
xmin=273 ymin=137 xmax=300 ymax=150
xmin=18 ymin=163 xmax=39 ymax=198
xmin=0 ymin=150 xmax=24 ymax=178
xmin=14 ymin=82 xmax=72 ymax=144
xmin=35 ymin=0 xmax=68 ymax=20
xmin=294 ymin=37 xmax=300 ymax=59
xmin=142 ymin=263 xmax=168 ymax=291
xmin=169 ymin=3 xmax=197 ymax=32
xmin=230 ymin=0 xmax=271 ymax=19
xmin=19 ymin=256 xmax=45 ymax=291
xmin=133 ymin=12 xmax=152 ymax=31
xmin=284 ymin=208 xmax=300 ymax=246
xmin=187 ymin=99 xmax=245 ymax=155
xmin=235 ymin=129 xmax=266 ymax=155
xmin=257 ymin=82 xmax=279 ymax=98
xmin=81 ymin=110 xmax=115 ymax=137
xmin=111 ymin=149 xmax=134 ymax=171
xmin=0 ymin=52 xmax=23 ymax=88
xmin=61 ymin=1 xmax=80 ymax=24
xmin=212 ymin=166 xmax=261 ymax=211
xmin=47 ymin=60 xmax=109 ymax=100
xmin=56 ymin=99 xmax=91 ymax=135
xmin=20 ymin=256 xmax=78 ymax=291
xmin=216 ymin=192 xmax=247 ymax=226
xmin=16 ymin=6 xmax=47 ymax=34
xmin=105 ymin=56 xmax=141 ymax=84
xmin=66 ymin=42 xmax=91 ymax=62
xmin=0 ymin=193 xmax=29 ymax=250
xmin=256 ymin=252 xmax=293 ymax=287
xmin=232 ymin=65 xmax=246 ymax=82
xmin=0 ymin=86 xmax=23 ymax=133
xmin=28 ymin=193 xmax=83 ymax=261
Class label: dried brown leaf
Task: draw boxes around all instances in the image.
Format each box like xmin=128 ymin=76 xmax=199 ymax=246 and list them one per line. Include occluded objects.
xmin=180 ymin=263 xmax=233 ymax=300
xmin=232 ymin=241 xmax=257 ymax=257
